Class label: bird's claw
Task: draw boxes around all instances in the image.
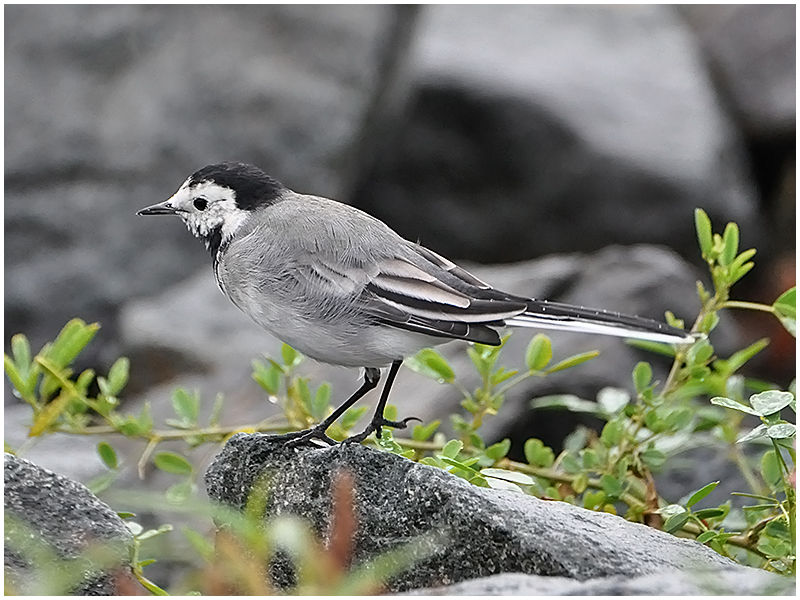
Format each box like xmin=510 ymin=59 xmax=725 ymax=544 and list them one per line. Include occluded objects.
xmin=270 ymin=426 xmax=338 ymax=448
xmin=344 ymin=415 xmax=422 ymax=444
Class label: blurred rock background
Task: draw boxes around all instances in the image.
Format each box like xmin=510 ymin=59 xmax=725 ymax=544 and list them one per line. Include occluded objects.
xmin=5 ymin=6 xmax=795 ymax=490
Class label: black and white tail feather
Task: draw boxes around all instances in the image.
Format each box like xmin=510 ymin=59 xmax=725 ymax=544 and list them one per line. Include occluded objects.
xmin=363 ymin=244 xmax=696 ymax=348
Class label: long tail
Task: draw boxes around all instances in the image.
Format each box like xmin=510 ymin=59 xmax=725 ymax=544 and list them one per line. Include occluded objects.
xmin=505 ymin=299 xmax=697 ymax=345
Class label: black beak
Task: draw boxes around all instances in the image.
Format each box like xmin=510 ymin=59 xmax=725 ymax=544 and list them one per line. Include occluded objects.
xmin=137 ymin=201 xmax=178 ymax=216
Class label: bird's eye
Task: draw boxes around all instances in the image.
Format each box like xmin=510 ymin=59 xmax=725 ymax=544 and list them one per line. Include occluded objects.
xmin=193 ymin=198 xmax=208 ymax=211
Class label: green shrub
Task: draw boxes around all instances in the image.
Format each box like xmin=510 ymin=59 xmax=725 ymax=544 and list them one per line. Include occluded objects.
xmin=4 ymin=209 xmax=795 ymax=591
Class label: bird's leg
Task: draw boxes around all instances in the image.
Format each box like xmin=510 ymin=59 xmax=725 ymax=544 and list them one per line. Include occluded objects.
xmin=280 ymin=367 xmax=381 ymax=447
xmin=345 ymin=360 xmax=420 ymax=444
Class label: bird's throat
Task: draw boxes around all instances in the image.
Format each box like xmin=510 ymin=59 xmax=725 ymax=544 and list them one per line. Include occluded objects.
xmin=204 ymin=225 xmax=223 ymax=260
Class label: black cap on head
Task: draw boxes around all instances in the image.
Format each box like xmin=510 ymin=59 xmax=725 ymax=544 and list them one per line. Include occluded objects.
xmin=189 ymin=162 xmax=285 ymax=210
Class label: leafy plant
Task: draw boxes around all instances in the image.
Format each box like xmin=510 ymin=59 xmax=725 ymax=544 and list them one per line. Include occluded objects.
xmin=393 ymin=209 xmax=795 ymax=573
xmin=4 ymin=207 xmax=796 ymax=589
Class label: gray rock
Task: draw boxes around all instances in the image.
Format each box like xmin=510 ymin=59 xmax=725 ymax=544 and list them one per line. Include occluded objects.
xmin=205 ymin=435 xmax=775 ymax=593
xmin=4 ymin=453 xmax=137 ymax=595
xmin=404 ymin=569 xmax=795 ymax=596
xmin=4 ymin=5 xmax=409 ymax=360
xmin=679 ymin=5 xmax=796 ymax=138
xmin=351 ymin=4 xmax=759 ymax=263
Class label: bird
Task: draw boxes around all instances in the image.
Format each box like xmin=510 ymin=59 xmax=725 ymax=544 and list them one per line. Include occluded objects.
xmin=138 ymin=162 xmax=696 ymax=446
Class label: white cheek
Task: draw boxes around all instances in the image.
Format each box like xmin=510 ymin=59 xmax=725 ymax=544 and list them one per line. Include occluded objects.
xmin=221 ymin=209 xmax=249 ymax=241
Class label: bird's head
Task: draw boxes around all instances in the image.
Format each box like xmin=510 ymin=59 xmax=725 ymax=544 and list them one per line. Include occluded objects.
xmin=138 ymin=162 xmax=285 ymax=254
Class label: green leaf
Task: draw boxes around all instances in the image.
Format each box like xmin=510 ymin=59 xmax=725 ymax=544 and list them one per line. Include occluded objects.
xmin=484 ymin=438 xmax=511 ymax=461
xmin=116 ymin=417 xmax=143 ymax=437
xmin=153 ymin=452 xmax=194 ymax=476
xmin=561 ymin=453 xmax=581 ymax=474
xmin=4 ymin=355 xmax=28 ymax=402
xmin=469 ymin=475 xmax=491 ymax=488
xmin=699 ymin=312 xmax=720 ymax=334
xmin=580 ymin=448 xmax=599 ymax=470
xmin=106 ymin=357 xmax=129 ymax=395
xmin=737 ymin=423 xmax=768 ymax=444
xmin=686 ymin=481 xmax=719 ymax=508
xmin=766 ymin=423 xmax=796 ymax=440
xmin=412 ymin=420 xmax=440 ymax=442
xmin=599 ymin=474 xmax=623 ymax=499
xmin=490 ymin=367 xmax=518 ymax=386
xmin=440 ymin=439 xmax=463 ymax=460
xmin=632 ymin=362 xmax=652 ymax=393
xmin=295 ymin=378 xmax=312 ymax=413
xmin=29 ymin=389 xmax=75 ymax=436
xmin=10 ymin=334 xmax=40 ymax=398
xmin=664 ymin=510 xmax=690 ymax=533
xmin=467 ymin=341 xmax=504 ymax=380
xmin=664 ymin=407 xmax=693 ymax=431
xmin=171 ymin=389 xmax=200 ymax=423
xmin=45 ymin=319 xmax=100 ymax=369
xmin=97 ymin=442 xmax=118 ymax=470
xmin=718 ymin=338 xmax=769 ymax=375
xmin=773 ymin=287 xmax=796 ymax=320
xmin=406 ymin=349 xmax=455 ymax=383
xmin=719 ymin=222 xmax=739 ymax=267
xmin=311 ymin=382 xmax=331 ymax=421
xmin=525 ymin=334 xmax=552 ymax=372
xmin=686 ymin=339 xmax=713 ymax=365
xmin=11 ymin=333 xmax=32 ymax=372
xmin=709 ymin=396 xmax=760 ymax=415
xmin=730 ymin=248 xmax=756 ymax=271
xmin=438 ymin=456 xmax=479 ymax=474
xmin=730 ymin=261 xmax=755 ymax=284
xmin=640 ymin=447 xmax=667 ymax=469
xmin=524 ymin=438 xmax=555 ymax=468
xmin=697 ymin=531 xmax=717 ymax=544
xmin=729 ymin=248 xmax=756 ymax=284
xmin=137 ymin=559 xmax=157 ymax=569
xmin=340 ymin=406 xmax=368 ymax=431
xmin=76 ymin=369 xmax=96 ymax=398
xmin=281 ymin=344 xmax=303 ymax=369
xmin=583 ymin=490 xmax=606 ymax=510
xmin=545 ymin=350 xmax=599 ymax=374
xmin=600 ymin=419 xmax=625 ymax=448
xmin=696 ymin=280 xmax=711 ymax=304
xmin=572 ymin=472 xmax=589 ymax=494
xmin=749 ymin=390 xmax=794 ymax=417
xmin=252 ymin=359 xmax=282 ymax=395
xmin=693 ymin=508 xmax=726 ymax=520
xmin=694 ymin=209 xmax=713 ymax=259
xmin=764 ymin=518 xmax=792 ymax=542
xmin=644 ymin=409 xmax=664 ymax=434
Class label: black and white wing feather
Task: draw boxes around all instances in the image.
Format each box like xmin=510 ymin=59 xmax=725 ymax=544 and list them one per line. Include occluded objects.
xmin=361 ymin=245 xmax=695 ymax=346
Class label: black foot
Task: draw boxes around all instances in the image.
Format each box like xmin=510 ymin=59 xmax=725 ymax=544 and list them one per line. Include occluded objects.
xmin=269 ymin=426 xmax=338 ymax=448
xmin=344 ymin=415 xmax=422 ymax=444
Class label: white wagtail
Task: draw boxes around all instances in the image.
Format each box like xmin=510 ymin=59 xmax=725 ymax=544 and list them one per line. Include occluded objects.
xmin=138 ymin=162 xmax=696 ymax=445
